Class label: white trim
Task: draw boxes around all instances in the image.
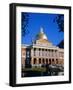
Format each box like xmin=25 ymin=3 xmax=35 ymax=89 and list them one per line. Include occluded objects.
xmin=16 ymin=6 xmax=69 ymax=84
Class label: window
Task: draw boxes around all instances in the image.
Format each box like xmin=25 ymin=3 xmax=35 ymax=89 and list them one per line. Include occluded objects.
xmin=46 ymin=59 xmax=48 ymax=64
xmin=39 ymin=58 xmax=41 ymax=64
xmin=52 ymin=59 xmax=54 ymax=62
xmin=34 ymin=48 xmax=36 ymax=56
xmin=49 ymin=59 xmax=51 ymax=64
xmin=34 ymin=58 xmax=36 ymax=64
xmin=42 ymin=49 xmax=44 ymax=56
xmin=52 ymin=59 xmax=54 ymax=64
xmin=42 ymin=59 xmax=45 ymax=63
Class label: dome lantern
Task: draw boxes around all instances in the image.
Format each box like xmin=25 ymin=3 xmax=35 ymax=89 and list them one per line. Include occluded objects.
xmin=40 ymin=27 xmax=44 ymax=34
xmin=36 ymin=27 xmax=48 ymax=40
xmin=32 ymin=27 xmax=52 ymax=46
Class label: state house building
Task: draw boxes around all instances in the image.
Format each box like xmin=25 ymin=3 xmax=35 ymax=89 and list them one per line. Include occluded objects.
xmin=21 ymin=27 xmax=64 ymax=68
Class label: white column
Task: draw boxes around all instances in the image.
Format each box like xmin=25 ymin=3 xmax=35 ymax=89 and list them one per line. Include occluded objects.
xmin=36 ymin=48 xmax=38 ymax=56
xmin=31 ymin=48 xmax=33 ymax=57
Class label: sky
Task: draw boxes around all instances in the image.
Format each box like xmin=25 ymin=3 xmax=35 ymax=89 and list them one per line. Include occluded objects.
xmin=21 ymin=12 xmax=64 ymax=46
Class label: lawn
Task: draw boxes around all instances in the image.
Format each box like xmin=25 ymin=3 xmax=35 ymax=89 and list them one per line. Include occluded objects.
xmin=22 ymin=67 xmax=46 ymax=72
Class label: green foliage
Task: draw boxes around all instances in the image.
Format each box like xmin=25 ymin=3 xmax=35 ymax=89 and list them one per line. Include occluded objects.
xmin=54 ymin=15 xmax=64 ymax=32
xmin=22 ymin=13 xmax=29 ymax=36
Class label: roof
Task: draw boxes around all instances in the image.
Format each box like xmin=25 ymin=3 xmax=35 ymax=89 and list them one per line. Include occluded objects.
xmin=36 ymin=27 xmax=48 ymax=40
xmin=32 ymin=27 xmax=52 ymax=46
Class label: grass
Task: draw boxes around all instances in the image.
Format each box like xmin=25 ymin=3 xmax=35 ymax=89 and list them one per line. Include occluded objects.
xmin=22 ymin=67 xmax=46 ymax=72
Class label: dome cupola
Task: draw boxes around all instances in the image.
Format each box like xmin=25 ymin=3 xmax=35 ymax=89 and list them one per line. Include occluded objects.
xmin=36 ymin=27 xmax=48 ymax=40
xmin=32 ymin=27 xmax=52 ymax=46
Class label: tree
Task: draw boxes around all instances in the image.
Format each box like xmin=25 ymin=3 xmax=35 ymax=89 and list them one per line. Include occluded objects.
xmin=54 ymin=14 xmax=64 ymax=48
xmin=21 ymin=13 xmax=29 ymax=36
xmin=54 ymin=14 xmax=64 ymax=32
xmin=57 ymin=40 xmax=64 ymax=48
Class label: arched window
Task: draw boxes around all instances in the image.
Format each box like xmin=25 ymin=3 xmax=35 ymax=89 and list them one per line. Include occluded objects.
xmin=52 ymin=59 xmax=54 ymax=64
xmin=34 ymin=58 xmax=36 ymax=64
xmin=52 ymin=59 xmax=54 ymax=62
xmin=46 ymin=59 xmax=48 ymax=64
xmin=49 ymin=59 xmax=51 ymax=64
xmin=42 ymin=58 xmax=45 ymax=64
xmin=39 ymin=58 xmax=41 ymax=64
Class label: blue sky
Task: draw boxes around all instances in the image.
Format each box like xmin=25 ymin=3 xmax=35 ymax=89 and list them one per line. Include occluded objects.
xmin=21 ymin=12 xmax=64 ymax=46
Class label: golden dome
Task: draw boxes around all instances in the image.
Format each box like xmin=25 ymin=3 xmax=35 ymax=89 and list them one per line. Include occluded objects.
xmin=32 ymin=27 xmax=52 ymax=46
xmin=36 ymin=27 xmax=48 ymax=40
